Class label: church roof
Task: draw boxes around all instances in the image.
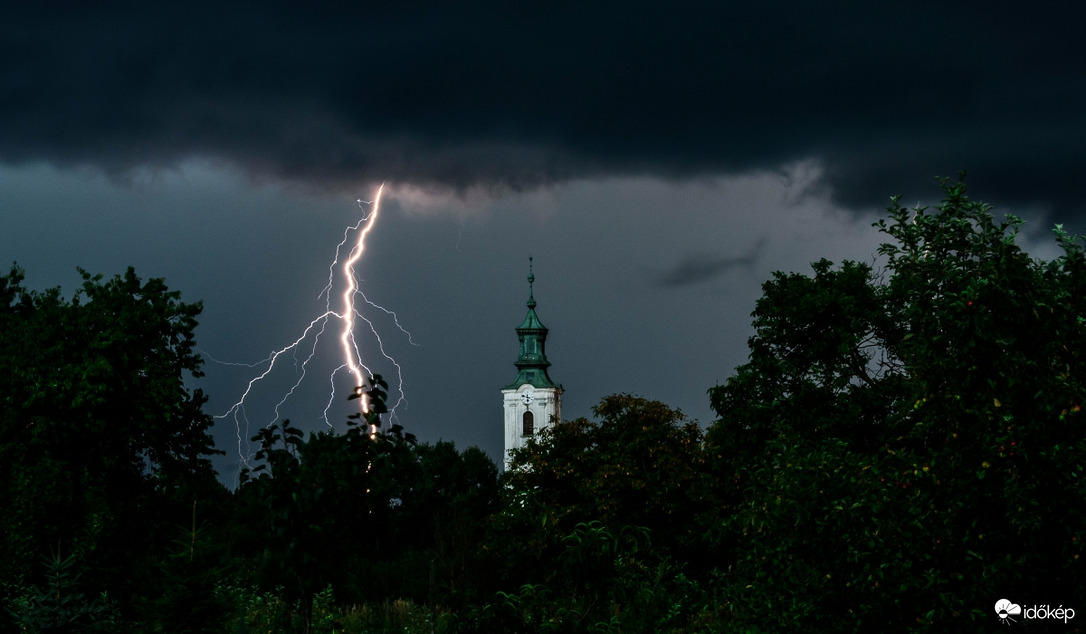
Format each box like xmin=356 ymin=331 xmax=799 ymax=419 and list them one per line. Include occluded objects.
xmin=517 ymin=305 xmax=547 ymax=332
xmin=503 ymin=257 xmax=560 ymax=390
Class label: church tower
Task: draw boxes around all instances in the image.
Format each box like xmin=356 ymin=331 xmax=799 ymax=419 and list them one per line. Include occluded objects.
xmin=502 ymin=258 xmax=562 ymax=470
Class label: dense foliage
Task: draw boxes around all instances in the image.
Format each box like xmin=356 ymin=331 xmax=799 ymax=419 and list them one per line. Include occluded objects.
xmin=708 ymin=178 xmax=1086 ymax=630
xmin=482 ymin=395 xmax=721 ymax=630
xmin=232 ymin=378 xmax=499 ymax=621
xmin=2 ymin=178 xmax=1083 ymax=632
xmin=0 ymin=266 xmax=225 ymax=630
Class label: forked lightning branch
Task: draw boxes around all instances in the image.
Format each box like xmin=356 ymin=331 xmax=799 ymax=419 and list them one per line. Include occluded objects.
xmin=208 ymin=184 xmax=413 ymax=467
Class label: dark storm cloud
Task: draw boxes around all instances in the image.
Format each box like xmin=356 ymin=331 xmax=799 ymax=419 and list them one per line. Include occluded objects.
xmin=657 ymin=238 xmax=766 ymax=288
xmin=3 ymin=2 xmax=1086 ymax=215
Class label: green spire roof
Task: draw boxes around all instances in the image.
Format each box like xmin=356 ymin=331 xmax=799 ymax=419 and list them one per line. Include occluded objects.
xmin=504 ymin=257 xmax=560 ymax=390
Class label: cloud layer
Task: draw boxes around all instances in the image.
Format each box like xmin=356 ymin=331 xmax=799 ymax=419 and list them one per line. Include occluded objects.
xmin=3 ymin=2 xmax=1085 ymax=215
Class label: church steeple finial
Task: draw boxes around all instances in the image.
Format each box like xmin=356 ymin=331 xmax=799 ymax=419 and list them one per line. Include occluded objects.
xmin=527 ymin=256 xmax=536 ymax=309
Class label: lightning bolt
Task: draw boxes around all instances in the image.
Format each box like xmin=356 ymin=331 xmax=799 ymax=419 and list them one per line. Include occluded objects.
xmin=339 ymin=185 xmax=382 ymax=419
xmin=209 ymin=183 xmax=414 ymax=473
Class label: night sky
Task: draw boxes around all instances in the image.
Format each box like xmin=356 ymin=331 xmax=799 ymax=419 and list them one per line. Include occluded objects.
xmin=3 ymin=2 xmax=1085 ymax=483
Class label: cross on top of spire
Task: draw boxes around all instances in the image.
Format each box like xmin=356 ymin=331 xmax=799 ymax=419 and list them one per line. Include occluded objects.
xmin=527 ymin=256 xmax=536 ymax=309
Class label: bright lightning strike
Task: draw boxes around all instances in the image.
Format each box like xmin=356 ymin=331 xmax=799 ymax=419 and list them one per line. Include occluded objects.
xmin=209 ymin=183 xmax=414 ymax=473
xmin=340 ymin=186 xmax=382 ymax=417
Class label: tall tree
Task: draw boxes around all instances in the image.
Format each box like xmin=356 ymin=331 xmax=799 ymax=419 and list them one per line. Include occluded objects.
xmin=501 ymin=394 xmax=708 ymax=566
xmin=233 ymin=376 xmax=501 ymax=625
xmin=482 ymin=395 xmax=715 ymax=631
xmin=707 ymin=178 xmax=1086 ymax=630
xmin=0 ymin=266 xmax=220 ymax=610
xmin=233 ymin=378 xmax=402 ymax=625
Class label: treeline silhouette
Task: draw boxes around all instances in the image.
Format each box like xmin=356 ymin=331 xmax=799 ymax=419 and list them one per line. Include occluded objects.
xmin=2 ymin=178 xmax=1084 ymax=632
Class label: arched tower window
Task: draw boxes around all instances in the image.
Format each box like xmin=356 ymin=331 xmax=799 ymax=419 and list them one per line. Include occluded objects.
xmin=522 ymin=410 xmax=535 ymax=436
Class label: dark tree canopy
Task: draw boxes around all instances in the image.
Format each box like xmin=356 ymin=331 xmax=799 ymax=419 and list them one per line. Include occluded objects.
xmin=482 ymin=395 xmax=719 ymax=629
xmin=502 ymin=394 xmax=708 ymax=558
xmin=0 ymin=265 xmax=220 ymax=605
xmin=233 ymin=378 xmax=500 ymax=618
xmin=707 ymin=178 xmax=1086 ymax=630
